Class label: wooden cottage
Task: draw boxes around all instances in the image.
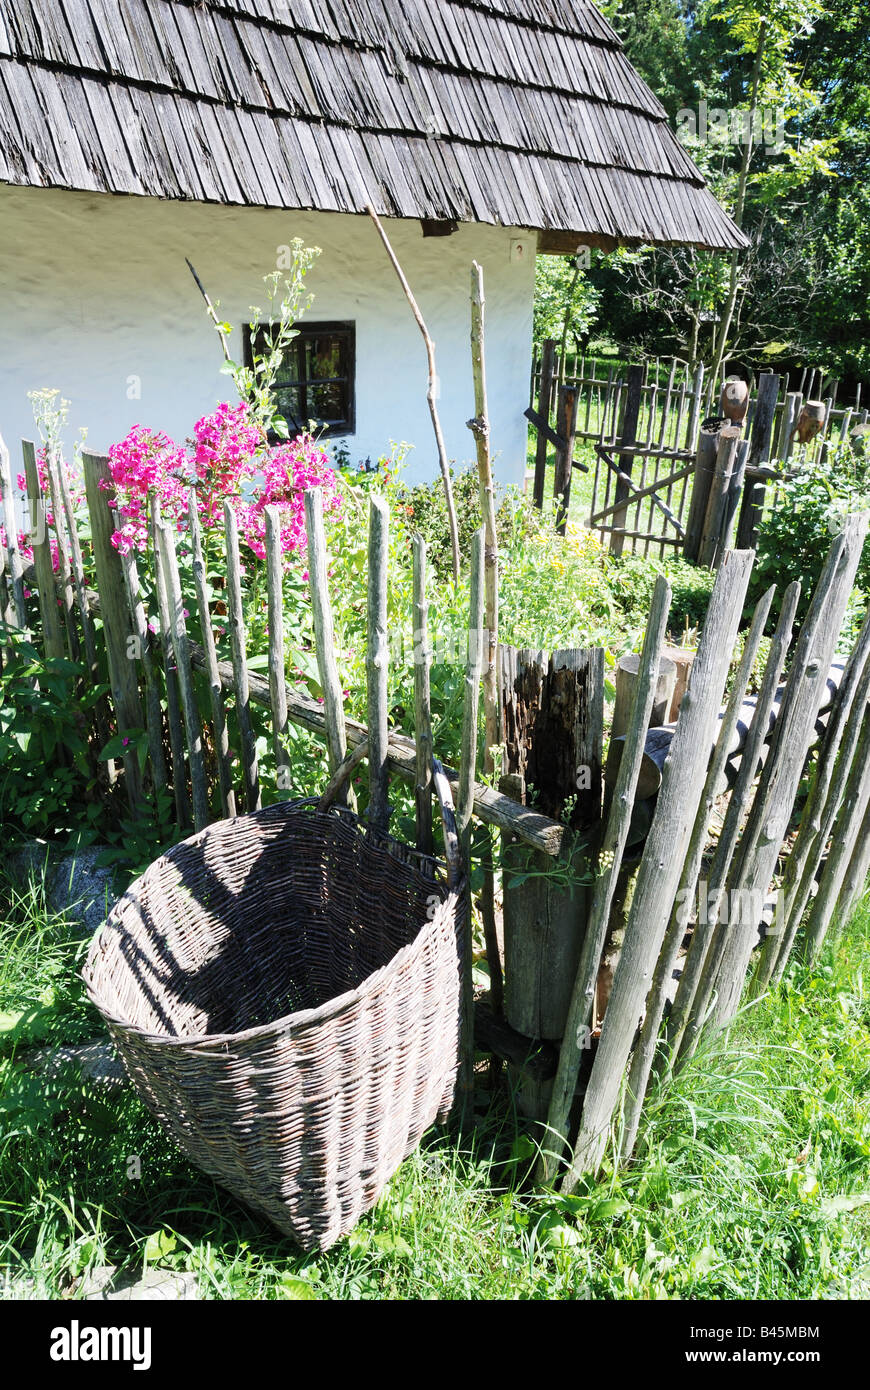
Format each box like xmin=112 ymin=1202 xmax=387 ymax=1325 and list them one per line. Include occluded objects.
xmin=0 ymin=0 xmax=744 ymax=480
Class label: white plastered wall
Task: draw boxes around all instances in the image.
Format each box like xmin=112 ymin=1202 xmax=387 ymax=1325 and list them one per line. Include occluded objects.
xmin=0 ymin=184 xmax=536 ymax=488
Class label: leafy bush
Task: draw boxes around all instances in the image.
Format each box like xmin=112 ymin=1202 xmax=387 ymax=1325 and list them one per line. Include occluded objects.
xmin=0 ymin=639 xmax=97 ymax=837
xmin=752 ymin=444 xmax=870 ymax=634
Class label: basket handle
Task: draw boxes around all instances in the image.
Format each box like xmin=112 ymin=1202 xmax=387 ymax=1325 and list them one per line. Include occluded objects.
xmin=317 ymin=742 xmax=463 ymax=892
xmin=318 ymin=739 xmax=369 ymax=812
xmin=431 ymin=757 xmax=463 ymax=891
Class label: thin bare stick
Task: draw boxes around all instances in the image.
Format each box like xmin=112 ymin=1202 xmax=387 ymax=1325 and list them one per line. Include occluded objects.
xmin=186 ymin=258 xmax=231 ymax=362
xmin=365 ymin=202 xmax=460 ymax=584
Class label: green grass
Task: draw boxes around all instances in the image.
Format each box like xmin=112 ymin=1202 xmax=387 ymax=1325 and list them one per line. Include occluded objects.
xmin=2 ymin=862 xmax=870 ymax=1300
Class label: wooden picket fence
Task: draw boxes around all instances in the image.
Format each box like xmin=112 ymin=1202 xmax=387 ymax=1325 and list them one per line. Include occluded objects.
xmin=528 ymin=344 xmax=870 ymax=563
xmin=2 ymin=426 xmax=870 ymax=1191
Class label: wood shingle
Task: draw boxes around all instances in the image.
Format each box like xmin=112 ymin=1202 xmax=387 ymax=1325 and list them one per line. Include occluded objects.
xmin=0 ymin=0 xmax=747 ymax=250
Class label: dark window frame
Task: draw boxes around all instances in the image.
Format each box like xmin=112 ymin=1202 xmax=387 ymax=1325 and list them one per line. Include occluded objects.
xmin=242 ymin=320 xmax=356 ymax=438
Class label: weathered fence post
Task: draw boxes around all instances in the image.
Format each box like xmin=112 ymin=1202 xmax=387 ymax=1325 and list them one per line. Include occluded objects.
xmin=668 ymin=581 xmax=801 ymax=1061
xmin=264 ymin=506 xmax=291 ymax=797
xmin=533 ymin=339 xmax=557 ymax=510
xmin=45 ymin=448 xmax=80 ymax=662
xmin=553 ymin=385 xmax=579 ymax=535
xmin=150 ymin=496 xmax=192 ymax=828
xmin=305 ymin=487 xmax=353 ymax=809
xmin=188 ymin=491 xmax=235 ymax=819
xmin=119 ymin=546 xmax=167 ymax=795
xmin=802 ymin=704 xmax=870 ymax=964
xmin=82 ymin=451 xmax=144 ymax=811
xmin=563 ymin=549 xmax=754 ymax=1187
xmin=21 ymin=440 xmax=64 ymax=661
xmin=457 ymin=527 xmax=485 ymax=1104
xmin=837 ymin=802 xmax=870 ymax=923
xmin=0 ymin=433 xmax=28 ymax=634
xmin=709 ymin=515 xmax=869 ymax=1028
xmin=540 ymin=576 xmax=671 ymax=1178
xmin=609 ymin=365 xmax=644 ymax=556
xmin=611 ymin=653 xmax=676 ymax=739
xmin=735 ymin=372 xmax=780 ymax=549
xmin=699 ymin=426 xmax=741 ymax=567
xmin=620 ymin=583 xmax=775 ymax=1160
xmin=156 ymin=520 xmax=210 ymax=831
xmin=499 ymin=643 xmax=603 ymax=1118
xmin=224 ymin=500 xmax=261 ymax=813
xmin=412 ymin=535 xmax=434 ymax=856
xmin=683 ymin=428 xmax=718 ymax=563
xmin=756 ymin=606 xmax=870 ymax=990
xmin=366 ymin=495 xmax=390 ymax=834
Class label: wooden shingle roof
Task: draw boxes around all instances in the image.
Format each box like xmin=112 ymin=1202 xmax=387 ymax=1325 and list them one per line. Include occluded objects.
xmin=0 ymin=0 xmax=747 ymax=250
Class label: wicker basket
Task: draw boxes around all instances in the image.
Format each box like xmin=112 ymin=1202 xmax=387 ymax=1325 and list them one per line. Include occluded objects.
xmin=83 ymin=773 xmax=465 ymax=1251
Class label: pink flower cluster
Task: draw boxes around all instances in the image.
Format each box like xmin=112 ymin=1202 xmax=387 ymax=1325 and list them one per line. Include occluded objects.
xmin=104 ymin=405 xmax=341 ymax=565
xmin=241 ymin=433 xmax=342 ymax=561
xmin=103 ymin=425 xmax=190 ymax=555
xmin=190 ymin=401 xmax=264 ymax=525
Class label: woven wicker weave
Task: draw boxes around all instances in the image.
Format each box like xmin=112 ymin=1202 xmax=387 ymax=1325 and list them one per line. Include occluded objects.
xmin=83 ymin=792 xmax=465 ymax=1250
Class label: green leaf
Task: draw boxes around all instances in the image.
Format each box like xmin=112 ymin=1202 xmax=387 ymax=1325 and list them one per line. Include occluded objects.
xmin=588 ymin=1197 xmax=630 ymax=1222
xmin=689 ymin=1245 xmax=718 ymax=1275
xmin=372 ymin=1232 xmax=413 ymax=1259
xmin=144 ymin=1229 xmax=178 ymax=1263
xmin=278 ymin=1275 xmax=318 ymax=1300
xmin=820 ymin=1193 xmax=870 ymax=1218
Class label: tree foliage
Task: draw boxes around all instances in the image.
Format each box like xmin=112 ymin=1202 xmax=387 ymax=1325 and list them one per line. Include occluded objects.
xmin=536 ymin=1 xmax=870 ymax=382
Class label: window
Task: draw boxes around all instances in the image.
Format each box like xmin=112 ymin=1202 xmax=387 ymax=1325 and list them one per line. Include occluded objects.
xmin=244 ymin=321 xmax=355 ymax=437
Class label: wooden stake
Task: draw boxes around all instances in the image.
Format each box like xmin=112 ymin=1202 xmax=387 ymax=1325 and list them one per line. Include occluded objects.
xmin=756 ymin=606 xmax=870 ymax=990
xmin=533 ymin=339 xmax=557 ymax=510
xmin=668 ymin=581 xmax=801 ymax=1061
xmin=119 ymin=546 xmax=167 ymax=794
xmin=54 ymin=437 xmax=115 ymax=775
xmin=224 ymin=501 xmax=261 ymax=813
xmin=553 ymin=385 xmax=579 ymax=535
xmin=836 ymin=802 xmax=870 ymax=923
xmin=620 ymin=583 xmax=774 ymax=1160
xmin=304 ymin=488 xmax=352 ymax=805
xmin=699 ymin=427 xmax=741 ymax=567
xmin=802 ymin=705 xmax=870 ymax=964
xmin=609 ymin=365 xmax=643 ymax=555
xmin=710 ymin=515 xmax=869 ymax=1027
xmin=0 ymin=432 xmax=28 ymax=633
xmin=683 ymin=427 xmax=718 ymax=563
xmin=563 ymin=550 xmax=754 ymax=1186
xmin=468 ymin=261 xmax=499 ymax=777
xmin=21 ymin=441 xmax=64 ymax=660
xmin=156 ymin=521 xmax=209 ymax=830
xmin=150 ymin=497 xmax=192 ymax=828
xmin=457 ymin=526 xmax=485 ymax=1104
xmin=82 ymin=452 xmax=144 ymax=811
xmin=45 ymin=448 xmax=80 ymax=661
xmin=458 ymin=528 xmax=485 ymax=850
xmin=188 ymin=491 xmax=235 ymax=819
xmin=540 ymin=575 xmax=672 ymax=1179
xmin=366 ymin=495 xmax=390 ymax=834
xmin=264 ymin=505 xmax=292 ymax=797
xmin=412 ymin=535 xmax=434 ymax=856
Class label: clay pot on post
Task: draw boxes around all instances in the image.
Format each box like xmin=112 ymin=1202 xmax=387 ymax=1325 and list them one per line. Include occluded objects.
xmin=720 ymin=376 xmax=750 ymax=426
xmin=794 ymin=400 xmax=827 ymax=446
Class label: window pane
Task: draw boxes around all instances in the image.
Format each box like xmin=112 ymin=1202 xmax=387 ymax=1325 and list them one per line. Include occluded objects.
xmin=271 ymin=337 xmax=303 ymax=386
xmin=310 ymin=381 xmax=347 ymax=426
xmin=274 ymin=383 xmax=304 ymax=424
xmin=303 ymin=334 xmax=346 ymax=381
